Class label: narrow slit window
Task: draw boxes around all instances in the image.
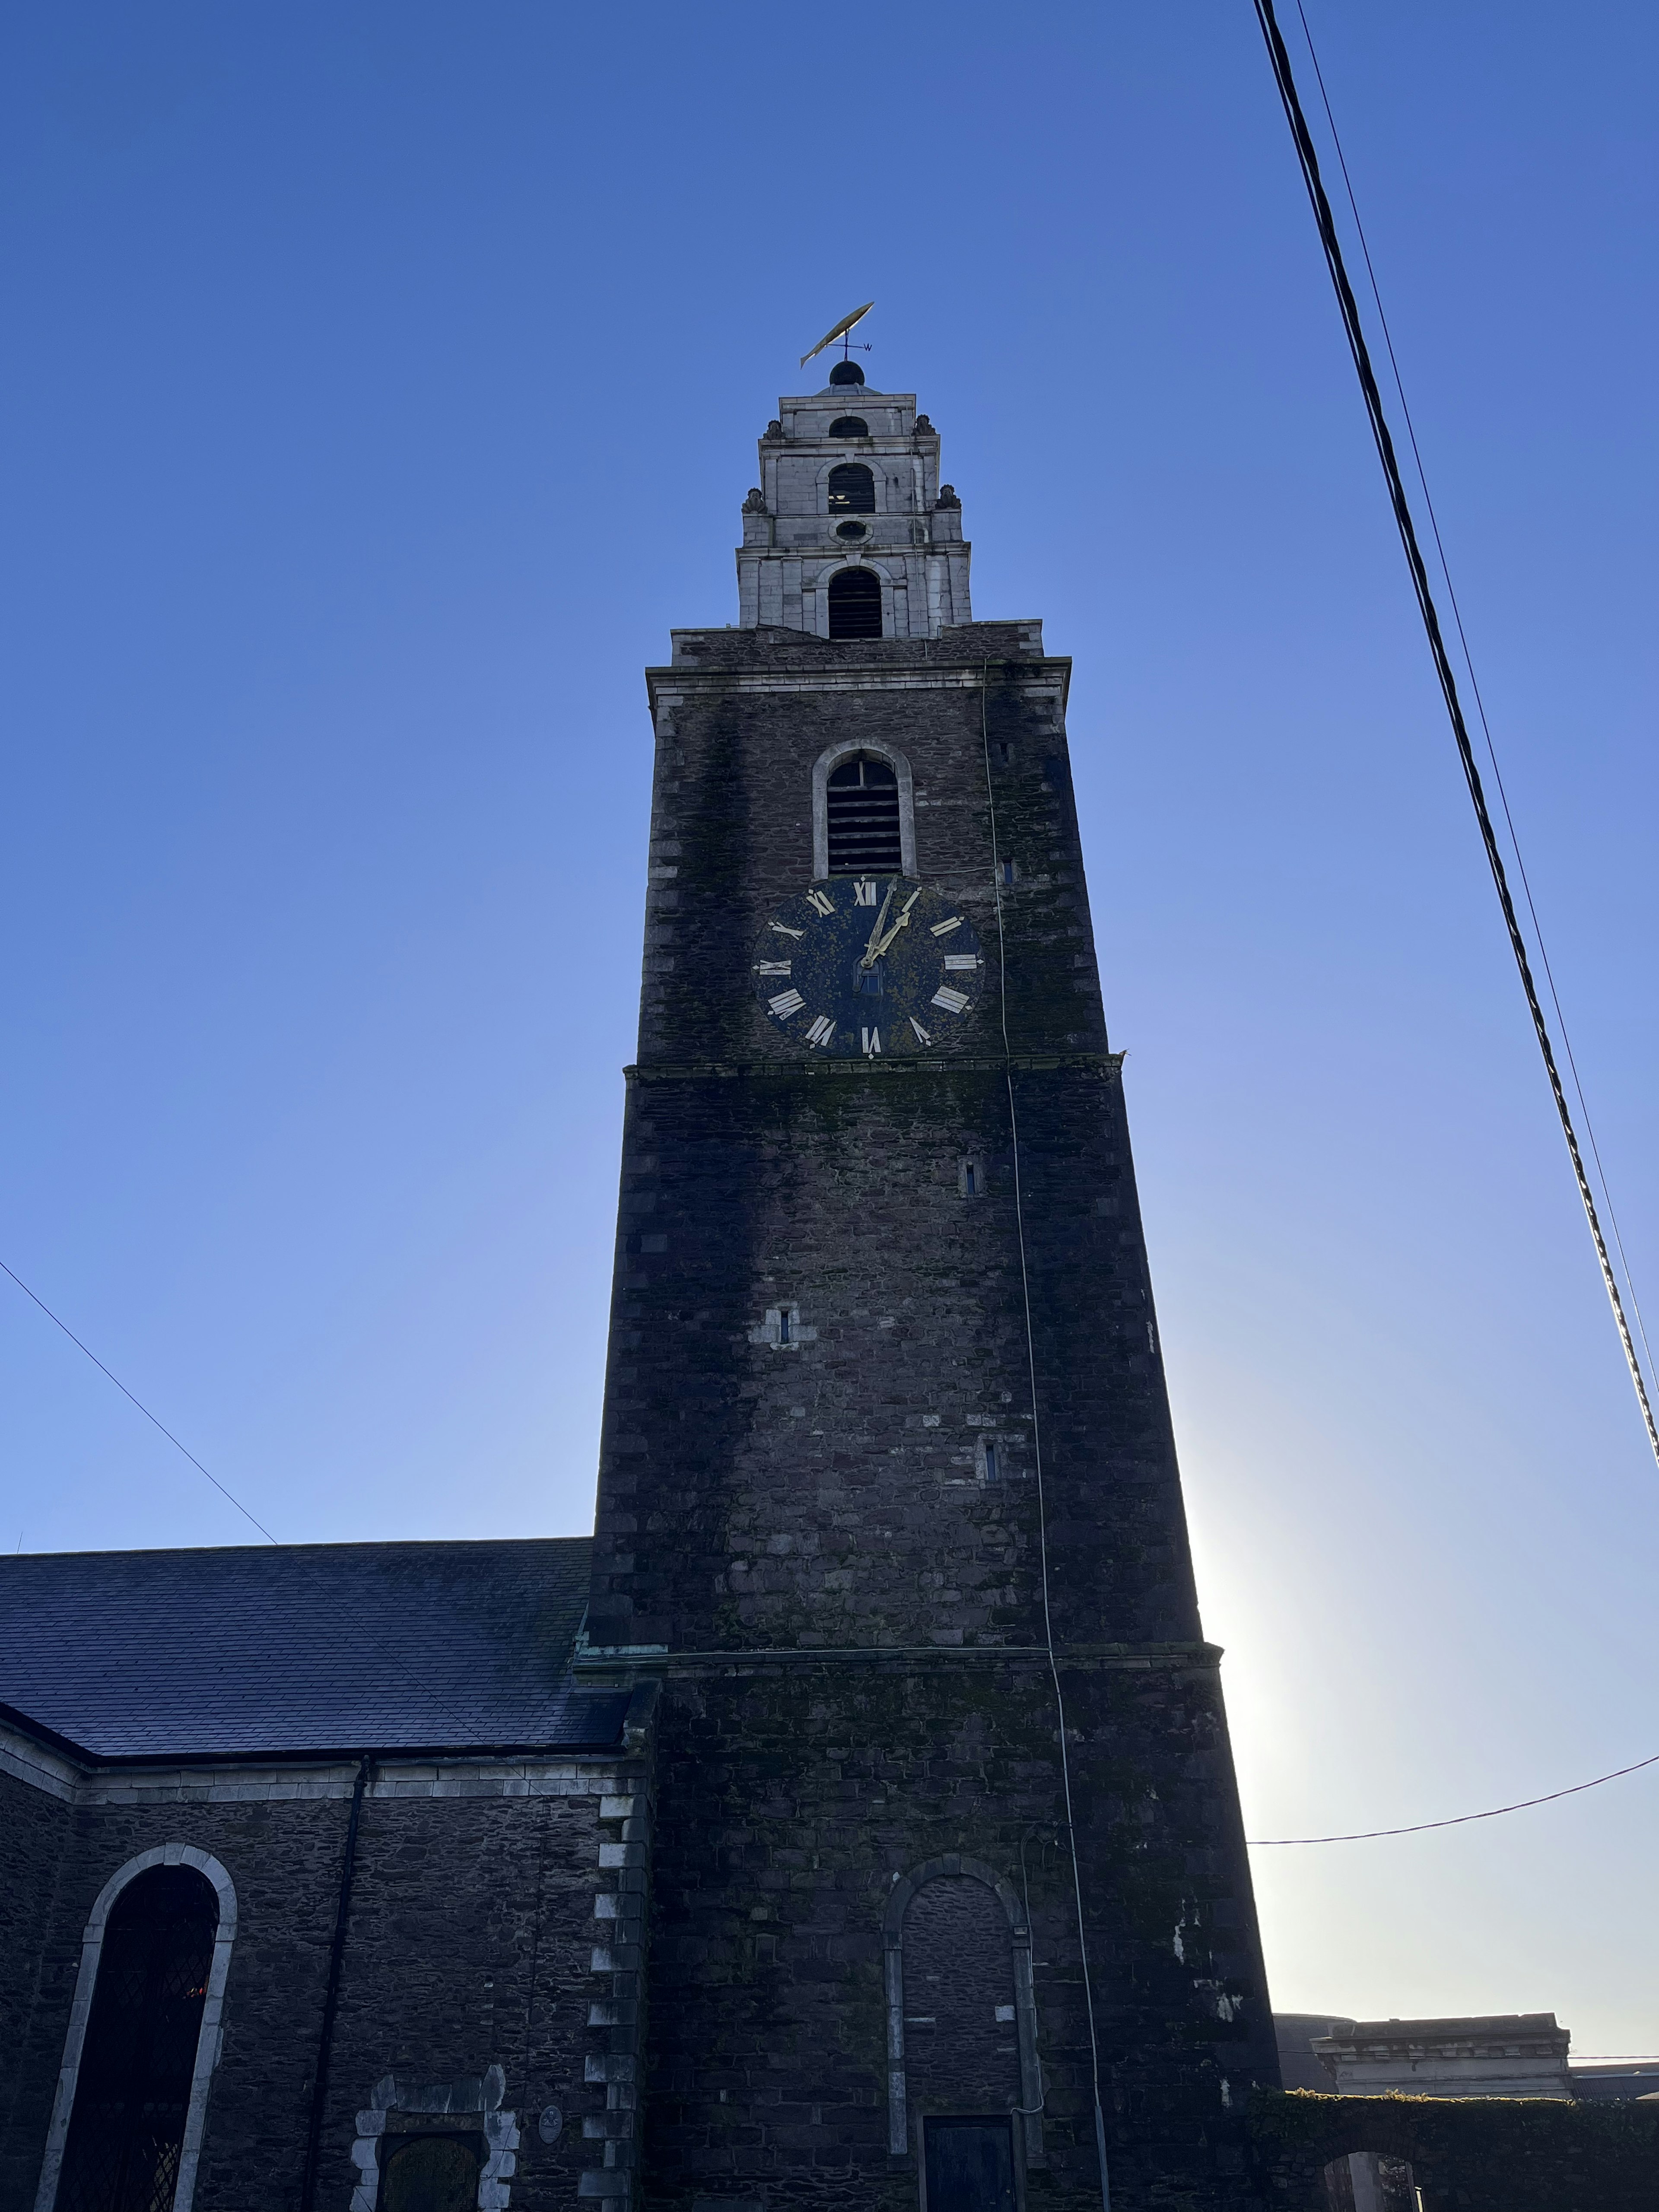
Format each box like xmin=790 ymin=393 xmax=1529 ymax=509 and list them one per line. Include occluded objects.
xmin=983 ymin=1442 xmax=1000 ymax=1481
xmin=963 ymin=1163 xmax=977 ymax=1196
xmin=778 ymin=1308 xmax=791 ymax=1346
xmin=998 ymin=858 xmax=1016 ymax=886
xmin=826 ymin=755 xmax=901 ymax=872
xmin=827 ymin=568 xmax=883 ymax=640
xmin=827 ymin=462 xmax=875 ymax=513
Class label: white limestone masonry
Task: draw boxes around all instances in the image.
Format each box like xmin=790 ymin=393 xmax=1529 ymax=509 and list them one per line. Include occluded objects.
xmin=736 ymin=382 xmax=972 ymax=638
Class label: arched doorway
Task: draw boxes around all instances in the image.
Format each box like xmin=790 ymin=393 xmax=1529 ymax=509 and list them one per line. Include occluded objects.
xmin=381 ymin=2131 xmax=486 ymax=2212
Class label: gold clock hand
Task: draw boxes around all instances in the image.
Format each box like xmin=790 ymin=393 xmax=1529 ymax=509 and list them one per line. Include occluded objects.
xmin=860 ymin=887 xmax=894 ymax=968
xmin=871 ymin=888 xmax=922 ymax=960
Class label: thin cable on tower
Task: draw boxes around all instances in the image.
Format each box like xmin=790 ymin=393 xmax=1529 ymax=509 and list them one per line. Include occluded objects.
xmin=981 ymin=665 xmax=1113 ymax=2212
xmin=1248 ymin=0 xmax=1659 ymax=1471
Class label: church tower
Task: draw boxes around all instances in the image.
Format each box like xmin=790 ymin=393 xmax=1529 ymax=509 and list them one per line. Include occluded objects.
xmin=579 ymin=359 xmax=1278 ymax=2212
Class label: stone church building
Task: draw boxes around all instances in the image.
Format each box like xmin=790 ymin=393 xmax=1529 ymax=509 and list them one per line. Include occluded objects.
xmin=0 ymin=361 xmax=1280 ymax=2212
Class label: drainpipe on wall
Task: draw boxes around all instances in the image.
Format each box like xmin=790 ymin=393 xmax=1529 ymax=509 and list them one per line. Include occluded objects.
xmin=300 ymin=1752 xmax=372 ymax=2212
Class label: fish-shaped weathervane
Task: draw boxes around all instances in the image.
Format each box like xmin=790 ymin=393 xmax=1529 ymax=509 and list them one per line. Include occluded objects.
xmin=800 ymin=302 xmax=875 ymax=369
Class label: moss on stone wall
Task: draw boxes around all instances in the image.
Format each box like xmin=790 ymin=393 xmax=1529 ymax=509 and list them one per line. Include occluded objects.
xmin=1247 ymin=2087 xmax=1659 ymax=2212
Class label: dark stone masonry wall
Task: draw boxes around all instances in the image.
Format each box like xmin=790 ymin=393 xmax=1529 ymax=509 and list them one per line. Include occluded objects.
xmin=633 ymin=1656 xmax=1275 ymax=2212
xmin=586 ymin=620 xmax=1282 ymax=2209
xmin=592 ymin=1059 xmax=1200 ymax=1659
xmin=0 ymin=1768 xmax=73 ymax=2199
xmin=0 ymin=1760 xmax=640 ymax=2212
xmin=316 ymin=1783 xmax=625 ymax=2209
xmin=591 ymin=620 xmax=1203 ymax=1662
xmin=1247 ymin=2089 xmax=1659 ymax=2212
xmin=637 ymin=624 xmax=1108 ymax=1074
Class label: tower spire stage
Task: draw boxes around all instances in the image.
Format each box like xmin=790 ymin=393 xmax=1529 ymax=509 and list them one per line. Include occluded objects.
xmin=739 ymin=366 xmax=969 ymax=639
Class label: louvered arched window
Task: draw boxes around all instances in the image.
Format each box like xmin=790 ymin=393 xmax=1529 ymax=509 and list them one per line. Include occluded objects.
xmin=827 ymin=463 xmax=875 ymax=514
xmin=826 ymin=754 xmax=902 ymax=872
xmin=55 ymin=1866 xmax=219 ymax=2212
xmin=827 ymin=568 xmax=883 ymax=640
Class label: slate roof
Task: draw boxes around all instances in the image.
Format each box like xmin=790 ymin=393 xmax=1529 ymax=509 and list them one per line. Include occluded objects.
xmin=0 ymin=1537 xmax=627 ymax=1760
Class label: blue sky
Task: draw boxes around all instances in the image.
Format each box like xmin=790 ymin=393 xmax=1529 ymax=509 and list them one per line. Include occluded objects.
xmin=4 ymin=3 xmax=1656 ymax=2051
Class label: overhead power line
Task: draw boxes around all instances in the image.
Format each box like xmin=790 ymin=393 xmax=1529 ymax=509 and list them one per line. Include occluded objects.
xmin=14 ymin=1244 xmax=1649 ymax=1850
xmin=1281 ymin=3 xmax=1659 ymax=1418
xmin=1 ymin=1255 xmax=537 ymax=1752
xmin=1248 ymin=1747 xmax=1659 ymax=1846
xmin=0 ymin=1255 xmax=280 ymax=1545
xmin=1248 ymin=0 xmax=1659 ymax=1471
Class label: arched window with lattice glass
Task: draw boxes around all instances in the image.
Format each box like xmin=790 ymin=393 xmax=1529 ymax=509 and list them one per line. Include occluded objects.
xmin=55 ymin=1866 xmax=219 ymax=2212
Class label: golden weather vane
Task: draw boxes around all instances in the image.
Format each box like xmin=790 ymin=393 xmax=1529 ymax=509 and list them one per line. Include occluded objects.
xmin=800 ymin=302 xmax=874 ymax=369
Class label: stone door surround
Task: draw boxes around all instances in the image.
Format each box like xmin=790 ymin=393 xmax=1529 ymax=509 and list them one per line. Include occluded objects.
xmin=350 ymin=2067 xmax=520 ymax=2211
xmin=884 ymin=1854 xmax=1043 ymax=2164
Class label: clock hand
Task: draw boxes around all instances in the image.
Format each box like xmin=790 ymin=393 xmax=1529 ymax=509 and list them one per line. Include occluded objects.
xmin=860 ymin=887 xmax=894 ymax=969
xmin=871 ymin=888 xmax=922 ymax=960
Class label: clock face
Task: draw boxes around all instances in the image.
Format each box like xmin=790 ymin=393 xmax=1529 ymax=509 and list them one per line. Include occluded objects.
xmin=751 ymin=877 xmax=985 ymax=1058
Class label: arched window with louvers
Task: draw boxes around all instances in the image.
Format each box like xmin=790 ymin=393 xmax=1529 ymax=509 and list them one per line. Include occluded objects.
xmin=826 ymin=567 xmax=884 ymax=640
xmin=826 ymin=462 xmax=876 ymax=514
xmin=812 ymin=743 xmax=916 ymax=880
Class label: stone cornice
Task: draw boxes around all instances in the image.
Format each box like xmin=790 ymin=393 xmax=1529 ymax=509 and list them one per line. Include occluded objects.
xmin=574 ymin=1639 xmax=1223 ymax=1681
xmin=623 ymin=1052 xmax=1124 ymax=1084
xmin=0 ymin=1715 xmax=82 ymax=1803
xmin=0 ymin=1708 xmax=639 ymax=1806
xmin=648 ymin=661 xmax=1071 ymax=709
